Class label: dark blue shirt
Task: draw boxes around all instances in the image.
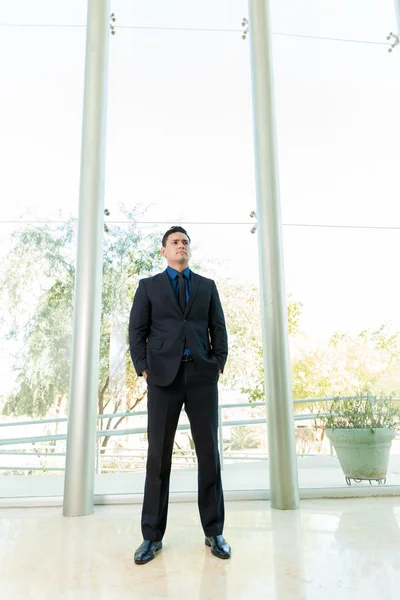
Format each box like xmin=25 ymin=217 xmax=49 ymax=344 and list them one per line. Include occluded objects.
xmin=166 ymin=266 xmax=191 ymax=355
xmin=166 ymin=266 xmax=191 ymax=304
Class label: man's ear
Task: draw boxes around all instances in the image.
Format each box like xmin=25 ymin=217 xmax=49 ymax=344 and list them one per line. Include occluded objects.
xmin=160 ymin=246 xmax=166 ymax=258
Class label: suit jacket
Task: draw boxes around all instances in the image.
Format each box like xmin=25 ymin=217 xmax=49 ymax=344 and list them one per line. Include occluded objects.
xmin=129 ymin=270 xmax=228 ymax=387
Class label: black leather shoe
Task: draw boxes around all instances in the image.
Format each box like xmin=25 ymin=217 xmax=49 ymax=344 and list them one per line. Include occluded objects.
xmin=134 ymin=540 xmax=162 ymax=565
xmin=205 ymin=535 xmax=231 ymax=559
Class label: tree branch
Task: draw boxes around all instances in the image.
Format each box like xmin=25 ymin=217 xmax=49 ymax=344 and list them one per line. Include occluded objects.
xmin=101 ymin=375 xmax=110 ymax=397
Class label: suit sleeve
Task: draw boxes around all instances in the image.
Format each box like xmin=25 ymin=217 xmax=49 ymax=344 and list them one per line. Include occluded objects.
xmin=129 ymin=280 xmax=151 ymax=376
xmin=208 ymin=280 xmax=228 ymax=373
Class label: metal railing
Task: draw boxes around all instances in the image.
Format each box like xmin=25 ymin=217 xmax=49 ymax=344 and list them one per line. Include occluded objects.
xmin=0 ymin=397 xmax=399 ymax=475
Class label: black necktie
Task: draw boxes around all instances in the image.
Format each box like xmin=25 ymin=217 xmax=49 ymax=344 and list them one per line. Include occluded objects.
xmin=178 ymin=273 xmax=186 ymax=314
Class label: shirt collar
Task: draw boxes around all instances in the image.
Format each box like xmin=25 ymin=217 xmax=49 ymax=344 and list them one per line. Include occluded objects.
xmin=166 ymin=266 xmax=191 ymax=280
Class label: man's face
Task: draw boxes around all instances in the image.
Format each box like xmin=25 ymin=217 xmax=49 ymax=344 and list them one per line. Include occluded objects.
xmin=161 ymin=232 xmax=191 ymax=267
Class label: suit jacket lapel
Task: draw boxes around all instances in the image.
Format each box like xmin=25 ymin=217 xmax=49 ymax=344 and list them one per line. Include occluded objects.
xmin=161 ymin=270 xmax=182 ymax=316
xmin=185 ymin=271 xmax=200 ymax=316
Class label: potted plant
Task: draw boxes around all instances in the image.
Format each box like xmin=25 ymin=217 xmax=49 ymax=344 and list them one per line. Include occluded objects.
xmin=319 ymin=395 xmax=399 ymax=485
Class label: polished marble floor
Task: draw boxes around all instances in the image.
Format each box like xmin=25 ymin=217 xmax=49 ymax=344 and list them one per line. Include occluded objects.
xmin=1 ymin=497 xmax=400 ymax=599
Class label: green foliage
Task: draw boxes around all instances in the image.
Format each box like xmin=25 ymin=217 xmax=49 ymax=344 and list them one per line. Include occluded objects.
xmin=287 ymin=294 xmax=303 ymax=337
xmin=4 ymin=204 xmax=400 ymax=442
xmin=244 ymin=320 xmax=400 ymax=407
xmin=319 ymin=395 xmax=400 ymax=432
xmin=293 ymin=325 xmax=400 ymax=401
xmin=226 ymin=424 xmax=267 ymax=451
xmin=0 ymin=209 xmax=163 ymax=419
xmin=239 ymin=295 xmax=303 ymax=403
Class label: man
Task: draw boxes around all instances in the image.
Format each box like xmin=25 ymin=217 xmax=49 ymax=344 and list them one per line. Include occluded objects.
xmin=129 ymin=226 xmax=231 ymax=564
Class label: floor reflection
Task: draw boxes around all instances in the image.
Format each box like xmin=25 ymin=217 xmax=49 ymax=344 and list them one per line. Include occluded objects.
xmin=2 ymin=498 xmax=400 ymax=599
xmin=271 ymin=509 xmax=308 ymax=600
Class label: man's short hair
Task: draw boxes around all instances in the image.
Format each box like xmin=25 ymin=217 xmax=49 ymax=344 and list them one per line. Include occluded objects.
xmin=162 ymin=226 xmax=191 ymax=248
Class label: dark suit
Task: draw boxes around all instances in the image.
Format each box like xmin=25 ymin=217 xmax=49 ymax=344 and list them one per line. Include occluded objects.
xmin=129 ymin=269 xmax=228 ymax=541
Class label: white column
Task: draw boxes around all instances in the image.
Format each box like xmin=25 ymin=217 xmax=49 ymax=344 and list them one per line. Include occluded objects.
xmin=247 ymin=0 xmax=299 ymax=509
xmin=63 ymin=0 xmax=111 ymax=517
xmin=394 ymin=0 xmax=400 ymax=32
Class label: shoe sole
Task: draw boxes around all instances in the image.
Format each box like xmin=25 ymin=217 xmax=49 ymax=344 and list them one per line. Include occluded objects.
xmin=205 ymin=538 xmax=231 ymax=559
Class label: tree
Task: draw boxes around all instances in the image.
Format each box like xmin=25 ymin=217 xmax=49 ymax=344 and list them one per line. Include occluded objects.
xmin=0 ymin=209 xmax=163 ymax=450
xmin=244 ymin=316 xmax=400 ymax=406
xmin=0 ymin=213 xmax=305 ymax=457
xmin=292 ymin=324 xmax=400 ymax=401
xmin=233 ymin=289 xmax=303 ymax=402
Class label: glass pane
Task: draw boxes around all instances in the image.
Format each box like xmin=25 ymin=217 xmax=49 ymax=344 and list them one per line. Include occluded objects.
xmin=273 ymin=36 xmax=400 ymax=228
xmin=0 ymin=25 xmax=85 ymax=221
xmin=271 ymin=0 xmax=396 ymax=43
xmin=283 ymin=227 xmax=400 ymax=339
xmin=0 ymin=0 xmax=87 ymax=25
xmin=111 ymin=0 xmax=247 ymax=30
xmin=282 ymin=226 xmax=400 ymax=489
xmin=94 ymin=222 xmax=265 ymax=496
xmin=105 ymin=28 xmax=255 ymax=225
xmin=0 ymin=221 xmax=76 ymax=496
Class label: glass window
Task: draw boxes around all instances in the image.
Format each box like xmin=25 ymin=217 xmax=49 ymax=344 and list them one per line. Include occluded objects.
xmin=0 ymin=20 xmax=85 ymax=221
xmin=105 ymin=28 xmax=255 ymax=225
xmin=0 ymin=0 xmax=86 ymax=25
xmin=271 ymin=0 xmax=396 ymax=43
xmin=0 ymin=222 xmax=76 ymax=495
xmin=94 ymin=222 xmax=263 ymax=497
xmin=111 ymin=0 xmax=247 ymax=30
xmin=273 ymin=36 xmax=400 ymax=227
xmin=0 ymin=2 xmax=85 ymax=497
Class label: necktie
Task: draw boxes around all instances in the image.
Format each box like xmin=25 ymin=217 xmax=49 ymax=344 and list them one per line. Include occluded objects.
xmin=178 ymin=273 xmax=186 ymax=314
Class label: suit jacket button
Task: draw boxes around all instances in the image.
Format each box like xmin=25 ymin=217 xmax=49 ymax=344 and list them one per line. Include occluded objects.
xmin=180 ymin=338 xmax=184 ymax=342
xmin=183 ymin=319 xmax=187 ymax=323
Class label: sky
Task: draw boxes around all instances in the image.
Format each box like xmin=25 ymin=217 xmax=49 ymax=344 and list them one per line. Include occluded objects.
xmin=0 ymin=0 xmax=400 ymax=350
